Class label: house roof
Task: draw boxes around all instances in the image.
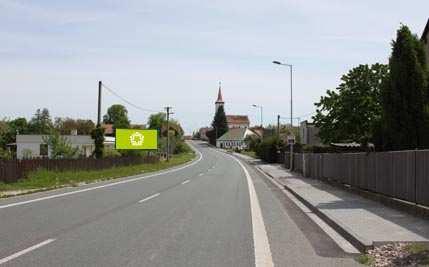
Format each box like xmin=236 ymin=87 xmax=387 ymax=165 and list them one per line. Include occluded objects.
xmin=422 ymin=18 xmax=429 ymax=42
xmin=249 ymin=126 xmax=263 ymax=137
xmin=217 ymin=128 xmax=248 ymax=141
xmin=101 ymin=124 xmax=114 ymax=135
xmin=16 ymin=135 xmax=93 ymax=145
xmin=226 ymin=115 xmax=249 ymax=125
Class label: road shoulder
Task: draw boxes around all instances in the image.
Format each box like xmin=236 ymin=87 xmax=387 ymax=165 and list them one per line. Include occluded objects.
xmin=232 ymin=152 xmax=361 ymax=266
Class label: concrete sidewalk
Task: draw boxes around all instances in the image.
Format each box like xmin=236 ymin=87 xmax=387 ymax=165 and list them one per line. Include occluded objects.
xmin=235 ymin=153 xmax=429 ymax=252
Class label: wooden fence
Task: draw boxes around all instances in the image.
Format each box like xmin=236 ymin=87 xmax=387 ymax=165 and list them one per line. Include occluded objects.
xmin=0 ymin=155 xmax=159 ymax=183
xmin=287 ymin=150 xmax=429 ymax=206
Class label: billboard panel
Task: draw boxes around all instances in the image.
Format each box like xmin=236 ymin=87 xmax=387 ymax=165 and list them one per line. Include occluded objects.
xmin=115 ymin=129 xmax=158 ymax=150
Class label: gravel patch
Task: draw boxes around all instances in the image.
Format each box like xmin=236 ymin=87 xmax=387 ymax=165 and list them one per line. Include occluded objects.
xmin=365 ymin=243 xmax=429 ymax=267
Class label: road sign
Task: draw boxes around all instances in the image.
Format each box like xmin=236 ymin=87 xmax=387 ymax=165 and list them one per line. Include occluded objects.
xmin=287 ymin=134 xmax=295 ymax=145
xmin=115 ymin=129 xmax=158 ymax=150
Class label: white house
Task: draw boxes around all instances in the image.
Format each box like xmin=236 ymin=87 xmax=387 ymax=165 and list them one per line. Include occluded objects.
xmin=16 ymin=135 xmax=94 ymax=159
xmin=216 ymin=128 xmax=257 ymax=150
xmin=16 ymin=134 xmax=116 ymax=159
xmin=300 ymin=120 xmax=322 ymax=146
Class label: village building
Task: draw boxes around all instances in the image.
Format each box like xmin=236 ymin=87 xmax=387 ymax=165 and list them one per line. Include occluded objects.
xmin=216 ymin=128 xmax=257 ymax=150
xmin=226 ymin=115 xmax=249 ymax=129
xmin=16 ymin=132 xmax=115 ymax=159
xmin=300 ymin=120 xmax=322 ymax=146
xmin=198 ymin=127 xmax=210 ymax=141
xmin=214 ymin=84 xmax=250 ymax=129
xmin=213 ymin=84 xmax=255 ymax=149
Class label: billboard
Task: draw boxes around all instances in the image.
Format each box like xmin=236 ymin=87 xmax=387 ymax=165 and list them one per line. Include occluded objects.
xmin=115 ymin=129 xmax=158 ymax=150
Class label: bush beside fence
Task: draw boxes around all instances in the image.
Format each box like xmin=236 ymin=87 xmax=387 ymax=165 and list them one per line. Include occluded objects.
xmin=285 ymin=150 xmax=429 ymax=207
xmin=0 ymin=155 xmax=159 ymax=183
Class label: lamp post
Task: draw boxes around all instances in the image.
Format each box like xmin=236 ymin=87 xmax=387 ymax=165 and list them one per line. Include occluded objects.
xmin=273 ymin=60 xmax=294 ymax=170
xmin=252 ymin=104 xmax=263 ymax=128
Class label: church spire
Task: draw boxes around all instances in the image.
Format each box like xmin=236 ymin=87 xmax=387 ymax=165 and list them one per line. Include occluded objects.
xmin=215 ymin=81 xmax=224 ymax=114
xmin=216 ymin=81 xmax=224 ymax=103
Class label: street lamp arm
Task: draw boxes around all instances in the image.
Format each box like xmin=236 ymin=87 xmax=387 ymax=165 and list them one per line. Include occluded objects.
xmin=272 ymin=60 xmax=292 ymax=67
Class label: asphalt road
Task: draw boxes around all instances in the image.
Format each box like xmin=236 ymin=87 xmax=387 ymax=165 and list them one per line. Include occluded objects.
xmin=0 ymin=141 xmax=360 ymax=266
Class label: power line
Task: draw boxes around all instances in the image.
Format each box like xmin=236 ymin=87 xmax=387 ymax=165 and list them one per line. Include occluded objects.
xmin=101 ymin=83 xmax=162 ymax=113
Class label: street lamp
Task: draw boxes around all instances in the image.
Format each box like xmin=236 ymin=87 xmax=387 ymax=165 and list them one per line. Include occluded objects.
xmin=252 ymin=104 xmax=263 ymax=128
xmin=273 ymin=60 xmax=294 ymax=170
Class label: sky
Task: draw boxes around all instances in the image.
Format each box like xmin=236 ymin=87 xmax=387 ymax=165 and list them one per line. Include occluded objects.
xmin=1 ymin=0 xmax=429 ymax=134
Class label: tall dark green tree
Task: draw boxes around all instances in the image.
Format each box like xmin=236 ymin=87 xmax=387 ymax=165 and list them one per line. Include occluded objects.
xmin=103 ymin=104 xmax=130 ymax=131
xmin=313 ymin=64 xmax=388 ymax=145
xmin=54 ymin=118 xmax=95 ymax=135
xmin=148 ymin=112 xmax=166 ymax=130
xmin=91 ymin=126 xmax=105 ymax=159
xmin=381 ymin=25 xmax=429 ymax=150
xmin=207 ymin=106 xmax=228 ymax=145
xmin=28 ymin=108 xmax=53 ymax=134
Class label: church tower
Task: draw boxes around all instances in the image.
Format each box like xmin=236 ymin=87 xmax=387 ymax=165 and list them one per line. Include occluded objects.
xmin=215 ymin=82 xmax=224 ymax=113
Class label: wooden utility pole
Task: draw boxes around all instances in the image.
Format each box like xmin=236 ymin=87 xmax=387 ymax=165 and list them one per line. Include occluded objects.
xmin=97 ymin=81 xmax=102 ymax=126
xmin=165 ymin=106 xmax=173 ymax=161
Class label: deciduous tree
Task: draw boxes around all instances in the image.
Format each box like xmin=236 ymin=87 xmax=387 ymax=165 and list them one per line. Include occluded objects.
xmin=103 ymin=104 xmax=130 ymax=131
xmin=42 ymin=132 xmax=79 ymax=159
xmin=28 ymin=108 xmax=53 ymax=134
xmin=313 ymin=64 xmax=388 ymax=145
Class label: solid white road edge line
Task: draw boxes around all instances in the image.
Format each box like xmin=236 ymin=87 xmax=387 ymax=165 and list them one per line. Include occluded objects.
xmin=228 ymin=155 xmax=274 ymax=267
xmin=0 ymin=142 xmax=203 ymax=210
xmin=254 ymin=166 xmax=360 ymax=254
xmin=0 ymin=239 xmax=56 ymax=265
xmin=138 ymin=193 xmax=161 ymax=203
xmin=181 ymin=180 xmax=190 ymax=185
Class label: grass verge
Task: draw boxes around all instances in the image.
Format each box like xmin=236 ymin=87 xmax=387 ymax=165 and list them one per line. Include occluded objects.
xmin=0 ymin=151 xmax=196 ymax=196
xmin=356 ymin=254 xmax=375 ymax=266
xmin=240 ymin=150 xmax=257 ymax=159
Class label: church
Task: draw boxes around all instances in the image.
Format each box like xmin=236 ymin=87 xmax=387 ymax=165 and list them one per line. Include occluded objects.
xmin=214 ymin=83 xmax=257 ymax=149
xmin=215 ymin=84 xmax=250 ymax=129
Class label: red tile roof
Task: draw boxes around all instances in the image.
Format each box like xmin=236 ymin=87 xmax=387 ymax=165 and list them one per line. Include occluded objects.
xmin=101 ymin=124 xmax=114 ymax=135
xmin=226 ymin=115 xmax=249 ymax=125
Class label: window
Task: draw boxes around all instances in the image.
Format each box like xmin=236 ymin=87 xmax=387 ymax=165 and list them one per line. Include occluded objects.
xmin=40 ymin=144 xmax=48 ymax=157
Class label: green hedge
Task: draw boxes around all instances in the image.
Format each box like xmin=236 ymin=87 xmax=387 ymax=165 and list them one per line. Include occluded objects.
xmin=255 ymin=137 xmax=284 ymax=163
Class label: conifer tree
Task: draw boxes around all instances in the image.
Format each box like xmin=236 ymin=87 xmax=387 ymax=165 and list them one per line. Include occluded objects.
xmin=207 ymin=106 xmax=228 ymax=145
xmin=381 ymin=25 xmax=429 ymax=150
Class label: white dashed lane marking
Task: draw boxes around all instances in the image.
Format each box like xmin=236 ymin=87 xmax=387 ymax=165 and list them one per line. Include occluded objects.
xmin=0 ymin=239 xmax=56 ymax=265
xmin=138 ymin=193 xmax=160 ymax=203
